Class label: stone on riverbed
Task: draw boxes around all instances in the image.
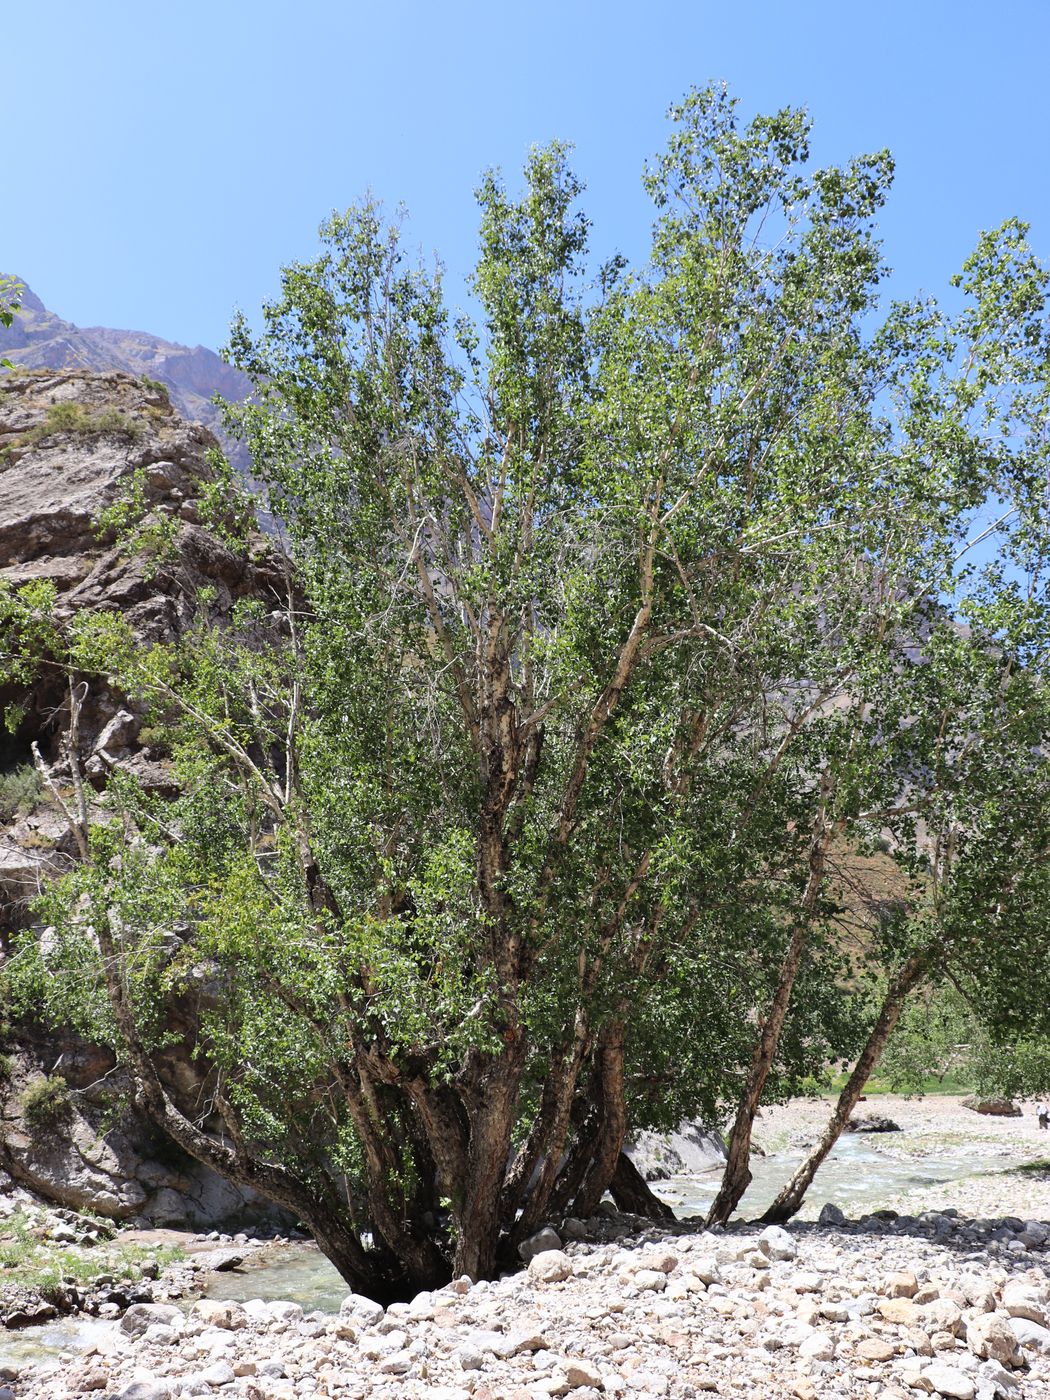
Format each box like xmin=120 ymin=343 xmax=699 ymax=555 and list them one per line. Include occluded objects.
xmin=339 ymin=1291 xmax=385 ymax=1326
xmin=120 ymin=1303 xmax=182 ymax=1338
xmin=518 ymin=1226 xmax=562 ymax=1261
xmin=758 ymin=1224 xmax=797 ymax=1260
xmin=190 ymin=1247 xmax=244 ymax=1272
xmin=1010 ymin=1316 xmax=1050 ymax=1352
xmin=818 ymin=1201 xmax=847 ymax=1225
xmin=528 ymin=1248 xmax=574 ymax=1283
xmin=962 ymin=1096 xmax=1022 ymax=1117
xmin=966 ymin=1312 xmax=1022 ymax=1366
xmin=189 ymin=1298 xmax=248 ymax=1330
xmin=846 ymin=1113 xmax=901 ymax=1132
xmin=119 ymin=1381 xmax=173 ymax=1400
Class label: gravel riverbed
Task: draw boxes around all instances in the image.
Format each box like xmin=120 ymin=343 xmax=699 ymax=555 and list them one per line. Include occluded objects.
xmin=7 ymin=1096 xmax=1050 ymax=1400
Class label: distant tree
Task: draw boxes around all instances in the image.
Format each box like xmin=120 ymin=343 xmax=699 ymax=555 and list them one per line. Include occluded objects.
xmin=4 ymin=88 xmax=1050 ymax=1295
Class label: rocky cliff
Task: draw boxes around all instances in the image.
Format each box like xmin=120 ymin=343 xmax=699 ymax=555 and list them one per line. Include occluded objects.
xmin=0 ymin=281 xmax=250 ymax=475
xmin=0 ymin=368 xmax=285 ymax=1228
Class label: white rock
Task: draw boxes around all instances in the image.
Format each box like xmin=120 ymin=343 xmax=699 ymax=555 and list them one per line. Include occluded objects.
xmin=690 ymin=1256 xmax=721 ymax=1285
xmin=798 ymin=1331 xmax=835 ymax=1360
xmin=758 ymin=1225 xmax=797 ymax=1261
xmin=966 ymin=1313 xmax=1020 ymax=1366
xmin=119 ymin=1384 xmax=173 ymax=1400
xmin=528 ymin=1249 xmax=574 ymax=1284
xmin=120 ymin=1304 xmax=183 ymax=1339
xmin=976 ymin=1359 xmax=1023 ymax=1396
xmin=140 ymin=1324 xmax=178 ymax=1346
xmin=1001 ymin=1284 xmax=1048 ymax=1327
xmin=265 ymin=1299 xmax=305 ymax=1324
xmin=378 ymin=1349 xmax=413 ymax=1374
xmin=339 ymin=1291 xmax=385 ymax=1326
xmin=638 ymin=1249 xmax=679 ymax=1273
xmin=1008 ymin=1315 xmax=1050 ymax=1352
xmin=921 ymin=1362 xmax=977 ymax=1399
xmin=188 ymin=1299 xmax=248 ymax=1330
xmin=199 ymin=1359 xmax=236 ymax=1387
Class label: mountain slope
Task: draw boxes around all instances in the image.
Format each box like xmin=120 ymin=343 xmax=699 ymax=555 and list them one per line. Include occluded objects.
xmin=0 ymin=281 xmax=249 ymax=469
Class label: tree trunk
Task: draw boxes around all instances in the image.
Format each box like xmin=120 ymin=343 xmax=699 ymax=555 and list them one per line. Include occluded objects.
xmin=453 ymin=1050 xmax=524 ymax=1280
xmin=707 ymin=804 xmax=834 ymax=1227
xmin=761 ymin=952 xmax=927 ymax=1223
xmin=508 ymin=1015 xmax=590 ymax=1239
xmin=572 ymin=1024 xmax=628 ymax=1218
xmin=96 ymin=914 xmax=402 ymax=1296
xmin=609 ymin=1152 xmax=676 ymax=1221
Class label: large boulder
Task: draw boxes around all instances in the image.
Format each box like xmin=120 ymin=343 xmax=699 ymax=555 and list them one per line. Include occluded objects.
xmin=962 ymin=1097 xmax=1022 ymax=1117
xmin=845 ymin=1113 xmax=901 ymax=1133
xmin=627 ymin=1120 xmax=728 ymax=1181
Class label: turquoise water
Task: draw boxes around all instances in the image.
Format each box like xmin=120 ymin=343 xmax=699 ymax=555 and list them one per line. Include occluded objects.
xmin=202 ymin=1243 xmax=348 ymax=1313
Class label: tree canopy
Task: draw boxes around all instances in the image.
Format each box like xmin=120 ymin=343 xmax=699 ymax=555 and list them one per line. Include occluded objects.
xmin=4 ymin=87 xmax=1050 ymax=1294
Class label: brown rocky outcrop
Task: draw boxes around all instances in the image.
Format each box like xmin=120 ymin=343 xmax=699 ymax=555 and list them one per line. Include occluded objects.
xmin=0 ymin=368 xmax=280 ymax=910
xmin=0 ymin=369 xmax=286 ymax=1228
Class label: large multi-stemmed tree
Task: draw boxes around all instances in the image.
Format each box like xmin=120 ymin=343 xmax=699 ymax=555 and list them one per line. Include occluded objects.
xmin=5 ymin=87 xmax=1050 ymax=1295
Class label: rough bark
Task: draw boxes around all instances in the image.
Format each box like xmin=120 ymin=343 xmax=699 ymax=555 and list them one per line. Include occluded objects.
xmin=507 ymin=1013 xmax=591 ymax=1238
xmin=453 ymin=1048 xmax=525 ymax=1280
xmin=609 ymin=1151 xmax=676 ymax=1221
xmin=572 ymin=1024 xmax=628 ymax=1218
xmin=761 ymin=952 xmax=927 ymax=1223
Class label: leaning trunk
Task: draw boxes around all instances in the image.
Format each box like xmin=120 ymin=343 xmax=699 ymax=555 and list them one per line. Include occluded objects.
xmin=705 ymin=922 xmax=809 ymax=1224
xmin=707 ymin=810 xmax=834 ymax=1227
xmin=572 ymin=1023 xmax=628 ymax=1218
xmin=762 ymin=952 xmax=928 ymax=1223
xmin=609 ymin=1151 xmax=676 ymax=1221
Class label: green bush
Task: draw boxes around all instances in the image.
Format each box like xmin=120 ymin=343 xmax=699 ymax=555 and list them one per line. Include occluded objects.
xmin=17 ymin=401 xmax=145 ymax=450
xmin=19 ymin=1074 xmax=70 ymax=1127
xmin=140 ymin=374 xmax=169 ymax=401
xmin=0 ymin=764 xmax=42 ymax=820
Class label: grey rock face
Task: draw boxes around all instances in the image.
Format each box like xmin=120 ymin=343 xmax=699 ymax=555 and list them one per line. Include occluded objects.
xmin=627 ymin=1120 xmax=727 ymax=1181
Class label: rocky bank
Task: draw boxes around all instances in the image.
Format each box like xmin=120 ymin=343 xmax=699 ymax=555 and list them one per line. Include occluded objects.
xmin=9 ymin=1202 xmax=1050 ymax=1400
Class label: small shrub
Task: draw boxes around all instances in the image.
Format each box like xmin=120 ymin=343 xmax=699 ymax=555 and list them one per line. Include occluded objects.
xmin=0 ymin=1053 xmax=15 ymax=1082
xmin=19 ymin=1074 xmax=70 ymax=1127
xmin=17 ymin=401 xmax=145 ymax=451
xmin=140 ymin=374 xmax=169 ymax=401
xmin=0 ymin=764 xmax=43 ymax=820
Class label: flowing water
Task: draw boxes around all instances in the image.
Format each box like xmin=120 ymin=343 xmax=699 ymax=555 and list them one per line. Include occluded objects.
xmin=202 ymin=1243 xmax=349 ymax=1313
xmin=655 ymin=1130 xmax=1009 ymax=1219
xmin=0 ymin=1314 xmax=115 ymax=1370
xmin=0 ymin=1132 xmax=1017 ymax=1367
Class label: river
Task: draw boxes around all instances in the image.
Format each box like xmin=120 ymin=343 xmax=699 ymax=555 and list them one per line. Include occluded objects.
xmin=0 ymin=1128 xmax=1021 ymax=1368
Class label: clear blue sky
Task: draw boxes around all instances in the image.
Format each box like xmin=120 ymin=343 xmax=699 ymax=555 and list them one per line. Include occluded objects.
xmin=6 ymin=1 xmax=1049 ymax=352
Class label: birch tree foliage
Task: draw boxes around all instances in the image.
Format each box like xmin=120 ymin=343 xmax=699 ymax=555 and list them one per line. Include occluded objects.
xmin=6 ymin=86 xmax=1050 ymax=1292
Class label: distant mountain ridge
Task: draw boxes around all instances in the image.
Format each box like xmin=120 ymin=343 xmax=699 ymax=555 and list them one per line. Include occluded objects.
xmin=0 ymin=280 xmax=250 ymax=469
